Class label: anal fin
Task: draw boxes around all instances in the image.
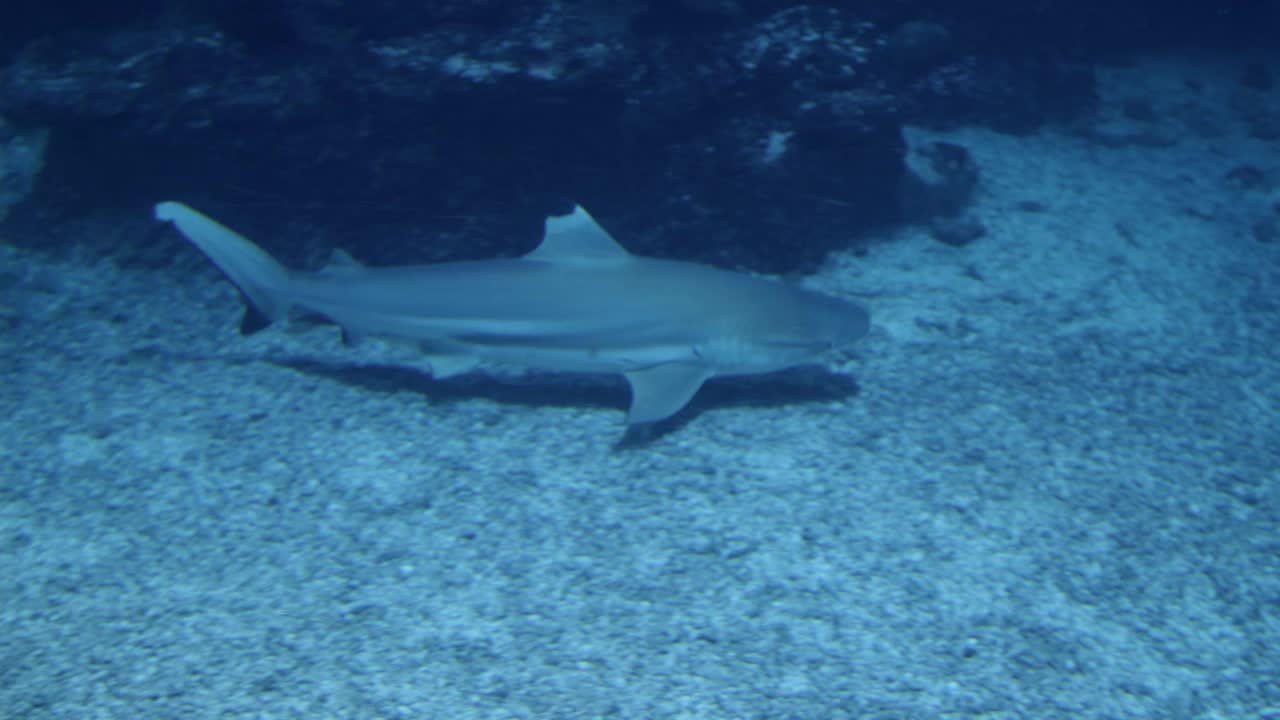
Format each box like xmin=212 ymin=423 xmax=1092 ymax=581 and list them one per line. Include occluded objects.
xmin=423 ymin=353 xmax=479 ymax=379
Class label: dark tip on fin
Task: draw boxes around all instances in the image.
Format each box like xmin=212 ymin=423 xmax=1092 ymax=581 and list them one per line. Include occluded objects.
xmin=233 ymin=287 xmax=272 ymax=334
xmin=238 ymin=305 xmax=271 ymax=335
xmin=340 ymin=328 xmax=365 ymax=347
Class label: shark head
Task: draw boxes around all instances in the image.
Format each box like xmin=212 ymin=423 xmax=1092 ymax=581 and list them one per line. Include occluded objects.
xmin=696 ymin=283 xmax=870 ymax=377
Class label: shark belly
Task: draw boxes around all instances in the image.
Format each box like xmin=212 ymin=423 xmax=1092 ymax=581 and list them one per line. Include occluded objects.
xmin=291 ymin=282 xmax=701 ymax=375
xmin=452 ymin=335 xmax=699 ymax=374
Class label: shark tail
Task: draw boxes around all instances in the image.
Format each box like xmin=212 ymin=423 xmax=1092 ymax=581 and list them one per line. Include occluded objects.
xmin=155 ymin=202 xmax=292 ymax=334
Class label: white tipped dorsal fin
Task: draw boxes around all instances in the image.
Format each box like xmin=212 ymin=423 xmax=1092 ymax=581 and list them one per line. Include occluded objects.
xmin=526 ymin=205 xmax=631 ymax=263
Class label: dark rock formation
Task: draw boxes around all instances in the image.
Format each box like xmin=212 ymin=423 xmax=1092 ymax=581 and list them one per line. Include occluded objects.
xmin=0 ymin=1 xmax=1175 ymax=271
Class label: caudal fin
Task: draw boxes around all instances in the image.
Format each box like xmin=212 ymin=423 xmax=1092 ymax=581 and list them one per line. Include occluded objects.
xmin=155 ymin=202 xmax=292 ymax=334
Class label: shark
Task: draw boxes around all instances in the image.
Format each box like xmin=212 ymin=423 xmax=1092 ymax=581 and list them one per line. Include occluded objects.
xmin=154 ymin=201 xmax=869 ymax=425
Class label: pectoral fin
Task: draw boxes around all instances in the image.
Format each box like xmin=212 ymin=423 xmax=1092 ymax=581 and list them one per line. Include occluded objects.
xmin=624 ymin=364 xmax=712 ymax=424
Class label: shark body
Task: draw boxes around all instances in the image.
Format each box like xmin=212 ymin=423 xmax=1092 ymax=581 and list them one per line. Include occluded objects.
xmin=155 ymin=202 xmax=869 ymax=424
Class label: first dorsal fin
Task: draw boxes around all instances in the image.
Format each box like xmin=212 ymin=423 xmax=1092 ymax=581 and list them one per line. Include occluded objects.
xmin=526 ymin=205 xmax=631 ymax=264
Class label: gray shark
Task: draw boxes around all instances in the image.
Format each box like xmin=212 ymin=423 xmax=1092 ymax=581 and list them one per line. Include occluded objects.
xmin=155 ymin=201 xmax=869 ymax=424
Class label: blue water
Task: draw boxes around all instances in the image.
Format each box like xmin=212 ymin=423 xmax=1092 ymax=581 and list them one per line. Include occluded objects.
xmin=1 ymin=3 xmax=1277 ymax=718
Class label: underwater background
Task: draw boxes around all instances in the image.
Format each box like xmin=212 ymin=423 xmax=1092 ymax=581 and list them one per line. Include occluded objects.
xmin=1 ymin=2 xmax=1278 ymax=718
